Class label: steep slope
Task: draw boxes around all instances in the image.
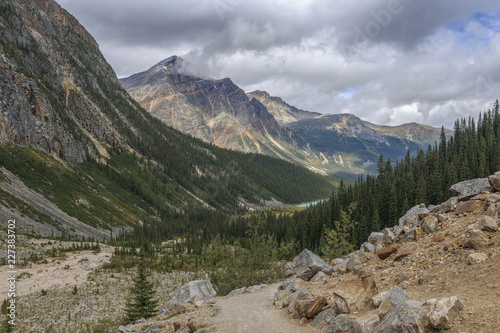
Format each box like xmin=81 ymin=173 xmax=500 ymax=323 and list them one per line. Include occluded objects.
xmin=120 ymin=57 xmax=304 ymax=158
xmin=0 ymin=0 xmax=335 ymax=239
xmin=246 ymin=90 xmax=320 ymax=126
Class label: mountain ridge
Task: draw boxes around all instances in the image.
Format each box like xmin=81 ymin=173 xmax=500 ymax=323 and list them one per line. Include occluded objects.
xmin=122 ymin=56 xmax=449 ymax=179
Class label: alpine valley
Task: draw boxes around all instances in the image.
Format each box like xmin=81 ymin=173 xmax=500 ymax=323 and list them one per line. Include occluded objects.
xmin=121 ymin=56 xmax=451 ymax=180
xmin=0 ymin=0 xmax=336 ymax=240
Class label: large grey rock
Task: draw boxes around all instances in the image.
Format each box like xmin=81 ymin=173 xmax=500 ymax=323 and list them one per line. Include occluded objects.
xmin=421 ymin=215 xmax=439 ymax=233
xmin=169 ymin=280 xmax=216 ymax=310
xmin=353 ymin=312 xmax=380 ymax=333
xmin=478 ymin=215 xmax=498 ymax=232
xmin=278 ymin=276 xmax=307 ymax=293
xmin=377 ymin=286 xmax=408 ymax=319
xmin=346 ymin=255 xmax=362 ymax=272
xmin=313 ymin=309 xmax=355 ymax=333
xmin=398 ymin=204 xmax=429 ymax=227
xmin=368 ymin=232 xmax=384 ymax=246
xmin=287 ymin=249 xmax=333 ymax=280
xmin=332 ymin=277 xmax=379 ymax=314
xmin=431 ymin=196 xmax=459 ymax=214
xmin=372 ymin=305 xmax=426 ymax=333
xmin=361 ymin=242 xmax=376 ymax=253
xmin=426 ymin=296 xmax=464 ymax=329
xmin=310 ymin=271 xmax=327 ymax=282
xmin=450 ymin=178 xmax=493 ymax=201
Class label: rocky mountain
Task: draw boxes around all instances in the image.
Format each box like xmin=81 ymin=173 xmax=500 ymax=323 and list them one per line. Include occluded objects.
xmin=246 ymin=90 xmax=321 ymax=126
xmin=0 ymin=0 xmax=335 ymax=239
xmin=122 ymin=59 xmax=448 ymax=179
xmin=120 ymin=57 xmax=305 ymax=160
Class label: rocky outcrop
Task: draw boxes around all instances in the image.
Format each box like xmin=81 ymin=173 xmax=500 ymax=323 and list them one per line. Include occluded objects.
xmin=274 ymin=173 xmax=500 ymax=331
xmin=168 ymin=280 xmax=216 ymax=312
xmin=286 ymin=249 xmax=334 ymax=280
xmin=450 ymin=178 xmax=493 ymax=201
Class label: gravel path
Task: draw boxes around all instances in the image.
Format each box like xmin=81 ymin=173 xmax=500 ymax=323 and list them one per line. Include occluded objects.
xmin=210 ymin=283 xmax=319 ymax=333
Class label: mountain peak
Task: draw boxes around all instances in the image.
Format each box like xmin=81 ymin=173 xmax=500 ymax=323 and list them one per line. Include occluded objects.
xmin=149 ymin=55 xmax=185 ymax=74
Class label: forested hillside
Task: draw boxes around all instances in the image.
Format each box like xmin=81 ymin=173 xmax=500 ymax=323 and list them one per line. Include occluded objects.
xmin=0 ymin=0 xmax=335 ymax=239
xmin=245 ymin=101 xmax=500 ymax=256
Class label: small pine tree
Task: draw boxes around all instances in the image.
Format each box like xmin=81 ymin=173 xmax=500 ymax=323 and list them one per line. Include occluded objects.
xmin=124 ymin=259 xmax=158 ymax=323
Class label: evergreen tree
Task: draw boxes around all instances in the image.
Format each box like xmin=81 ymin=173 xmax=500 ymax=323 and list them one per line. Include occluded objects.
xmin=125 ymin=259 xmax=158 ymax=323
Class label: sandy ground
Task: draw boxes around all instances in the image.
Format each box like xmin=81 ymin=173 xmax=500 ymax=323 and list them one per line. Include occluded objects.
xmin=0 ymin=244 xmax=113 ymax=301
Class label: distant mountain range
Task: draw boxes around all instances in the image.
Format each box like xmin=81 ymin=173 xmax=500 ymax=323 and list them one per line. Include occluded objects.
xmin=121 ymin=57 xmax=451 ymax=179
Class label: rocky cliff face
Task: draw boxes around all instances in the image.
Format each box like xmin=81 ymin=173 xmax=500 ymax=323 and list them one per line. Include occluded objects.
xmin=0 ymin=0 xmax=133 ymax=162
xmin=121 ymin=57 xmax=300 ymax=155
xmin=246 ymin=90 xmax=320 ymax=126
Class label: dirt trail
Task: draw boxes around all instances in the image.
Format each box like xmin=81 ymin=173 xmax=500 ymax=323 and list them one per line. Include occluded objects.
xmin=209 ymin=283 xmax=319 ymax=333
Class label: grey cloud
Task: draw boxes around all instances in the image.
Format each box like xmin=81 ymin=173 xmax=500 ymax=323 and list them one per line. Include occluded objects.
xmin=61 ymin=0 xmax=500 ymax=128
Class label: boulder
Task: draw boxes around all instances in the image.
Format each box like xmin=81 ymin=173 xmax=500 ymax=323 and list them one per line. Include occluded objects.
xmin=383 ymin=228 xmax=396 ymax=245
xmin=426 ymin=296 xmax=464 ymax=329
xmin=454 ymin=200 xmax=486 ymax=215
xmin=398 ymin=204 xmax=429 ymax=227
xmin=346 ymin=255 xmax=362 ymax=272
xmin=274 ymin=289 xmax=295 ymax=309
xmin=405 ymin=227 xmax=423 ymax=241
xmin=169 ymin=280 xmax=216 ymax=310
xmin=468 ymin=252 xmax=488 ymax=265
xmin=287 ymin=249 xmax=334 ymax=280
xmin=310 ymin=271 xmax=327 ymax=283
xmin=305 ymin=296 xmax=328 ymax=319
xmin=353 ymin=312 xmax=380 ymax=333
xmin=332 ymin=277 xmax=379 ymax=314
xmin=483 ymin=203 xmax=498 ymax=217
xmin=431 ymin=196 xmax=458 ymax=214
xmin=361 ymin=242 xmax=376 ymax=253
xmin=393 ymin=225 xmax=404 ymax=236
xmin=395 ymin=243 xmax=418 ymax=261
xmin=450 ymin=178 xmax=493 ymax=201
xmin=377 ymin=244 xmax=399 ymax=260
xmin=278 ymin=276 xmax=307 ymax=293
xmin=488 ymin=171 xmax=500 ymax=192
xmin=485 ymin=193 xmax=500 ymax=205
xmin=466 ymin=229 xmax=489 ymax=249
xmin=421 ymin=215 xmax=439 ymax=233
xmin=368 ymin=232 xmax=384 ymax=246
xmin=313 ymin=310 xmax=356 ymax=333
xmin=372 ymin=291 xmax=388 ymax=307
xmin=373 ymin=305 xmax=426 ymax=333
xmin=376 ymin=286 xmax=408 ymax=319
xmin=288 ymin=287 xmax=315 ymax=319
xmin=478 ymin=215 xmax=498 ymax=232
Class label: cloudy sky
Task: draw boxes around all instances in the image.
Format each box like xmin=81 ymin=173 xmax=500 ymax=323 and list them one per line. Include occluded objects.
xmin=61 ymin=0 xmax=500 ymax=128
